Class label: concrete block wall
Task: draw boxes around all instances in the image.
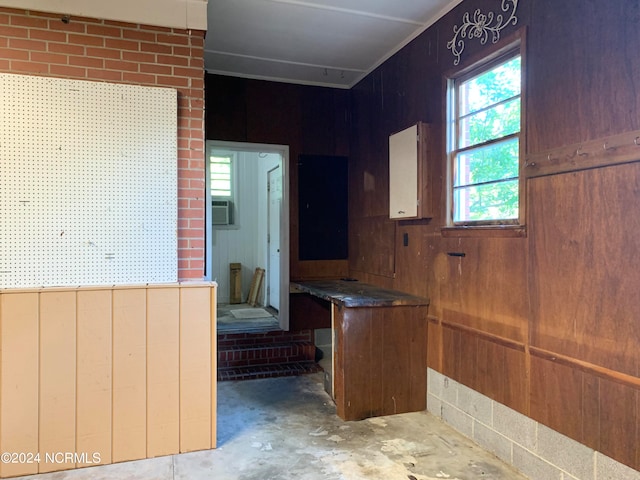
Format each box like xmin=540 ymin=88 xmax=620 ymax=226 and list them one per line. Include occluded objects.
xmin=427 ymin=369 xmax=640 ymax=480
xmin=0 ymin=7 xmax=206 ymax=279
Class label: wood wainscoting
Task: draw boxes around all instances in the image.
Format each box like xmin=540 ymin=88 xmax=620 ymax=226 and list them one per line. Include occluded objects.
xmin=0 ymin=282 xmax=217 ymax=478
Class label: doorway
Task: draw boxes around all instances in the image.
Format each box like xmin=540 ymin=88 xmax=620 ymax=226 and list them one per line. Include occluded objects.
xmin=205 ymin=141 xmax=290 ymax=331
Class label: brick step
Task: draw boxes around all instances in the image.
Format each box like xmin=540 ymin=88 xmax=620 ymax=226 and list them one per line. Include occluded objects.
xmin=217 ymin=341 xmax=316 ymax=369
xmin=217 ymin=361 xmax=322 ymax=382
xmin=218 ymin=329 xmax=313 ymax=349
xmin=216 ymin=328 xmax=321 ymax=381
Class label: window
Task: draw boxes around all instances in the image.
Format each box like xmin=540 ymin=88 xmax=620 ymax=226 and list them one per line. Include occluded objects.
xmin=210 ymin=154 xmax=233 ymax=197
xmin=448 ymin=50 xmax=522 ymax=225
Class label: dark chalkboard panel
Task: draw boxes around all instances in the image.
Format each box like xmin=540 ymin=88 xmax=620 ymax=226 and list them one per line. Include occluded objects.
xmin=298 ymin=155 xmax=348 ymax=260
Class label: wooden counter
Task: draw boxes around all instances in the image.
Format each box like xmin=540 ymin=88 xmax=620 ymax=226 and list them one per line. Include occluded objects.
xmin=291 ymin=280 xmax=429 ymax=421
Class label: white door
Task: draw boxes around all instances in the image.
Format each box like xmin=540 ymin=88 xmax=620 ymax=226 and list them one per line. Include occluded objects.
xmin=267 ymin=166 xmax=281 ymax=311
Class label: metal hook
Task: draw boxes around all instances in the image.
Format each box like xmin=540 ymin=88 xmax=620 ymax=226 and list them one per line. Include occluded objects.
xmin=603 ymin=141 xmax=615 ymax=151
xmin=576 ymin=146 xmax=588 ymax=157
xmin=635 ymin=136 xmax=640 ymax=146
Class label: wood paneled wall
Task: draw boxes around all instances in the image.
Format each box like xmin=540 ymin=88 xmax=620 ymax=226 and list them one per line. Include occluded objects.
xmin=346 ymin=0 xmax=640 ymax=472
xmin=203 ymin=0 xmax=640 ymax=470
xmin=205 ymin=75 xmax=350 ymax=281
xmin=0 ymin=283 xmax=217 ymax=478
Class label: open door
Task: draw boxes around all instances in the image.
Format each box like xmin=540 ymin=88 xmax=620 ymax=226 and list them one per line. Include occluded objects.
xmin=267 ymin=165 xmax=281 ymax=311
xmin=205 ymin=141 xmax=290 ymax=331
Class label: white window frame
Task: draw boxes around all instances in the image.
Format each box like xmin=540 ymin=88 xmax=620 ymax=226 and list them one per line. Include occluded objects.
xmin=446 ymin=40 xmax=525 ymax=228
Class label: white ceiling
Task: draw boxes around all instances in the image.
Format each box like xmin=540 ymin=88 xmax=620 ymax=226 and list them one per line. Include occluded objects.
xmin=204 ymin=0 xmax=463 ymax=89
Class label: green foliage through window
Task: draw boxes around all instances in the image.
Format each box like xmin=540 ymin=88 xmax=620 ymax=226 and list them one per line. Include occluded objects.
xmin=451 ymin=53 xmax=521 ymax=223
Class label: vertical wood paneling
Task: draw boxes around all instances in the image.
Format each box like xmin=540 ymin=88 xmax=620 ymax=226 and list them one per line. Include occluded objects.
xmin=529 ymin=165 xmax=640 ymax=376
xmin=179 ymin=287 xmax=212 ymax=452
xmin=76 ymin=289 xmax=112 ymax=466
xmin=112 ymin=288 xmax=147 ymax=463
xmin=147 ymin=287 xmax=180 ymax=457
xmin=599 ymin=379 xmax=638 ymax=470
xmin=0 ymin=293 xmax=39 ymax=477
xmin=39 ymin=291 xmax=76 ymax=473
xmin=530 ymin=355 xmax=583 ymax=440
xmin=210 ymin=286 xmax=217 ymax=449
xmin=0 ymin=283 xmax=216 ymax=479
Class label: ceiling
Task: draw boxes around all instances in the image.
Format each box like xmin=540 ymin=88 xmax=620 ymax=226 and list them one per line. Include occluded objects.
xmin=204 ymin=0 xmax=463 ymax=89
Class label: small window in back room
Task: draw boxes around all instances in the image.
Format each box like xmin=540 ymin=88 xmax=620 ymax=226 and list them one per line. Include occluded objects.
xmin=448 ymin=50 xmax=522 ymax=225
xmin=210 ymin=153 xmax=235 ymax=226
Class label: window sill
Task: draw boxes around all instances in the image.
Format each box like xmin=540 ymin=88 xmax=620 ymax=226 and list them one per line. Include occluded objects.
xmin=441 ymin=225 xmax=527 ymax=238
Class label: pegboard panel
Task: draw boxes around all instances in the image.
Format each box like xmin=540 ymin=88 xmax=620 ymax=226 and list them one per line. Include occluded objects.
xmin=0 ymin=73 xmax=178 ymax=288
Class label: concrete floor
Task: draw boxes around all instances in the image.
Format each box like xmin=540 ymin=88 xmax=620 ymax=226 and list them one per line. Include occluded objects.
xmin=14 ymin=373 xmax=528 ymax=480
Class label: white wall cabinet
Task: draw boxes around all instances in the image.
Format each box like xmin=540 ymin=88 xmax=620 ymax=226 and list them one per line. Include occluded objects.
xmin=388 ymin=122 xmax=433 ymax=220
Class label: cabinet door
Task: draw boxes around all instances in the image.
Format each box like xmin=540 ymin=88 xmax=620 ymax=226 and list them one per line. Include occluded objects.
xmin=389 ymin=124 xmax=419 ymax=219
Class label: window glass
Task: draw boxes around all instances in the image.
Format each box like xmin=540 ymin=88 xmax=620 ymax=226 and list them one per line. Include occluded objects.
xmin=210 ymin=155 xmax=232 ymax=197
xmin=450 ymin=52 xmax=521 ymax=224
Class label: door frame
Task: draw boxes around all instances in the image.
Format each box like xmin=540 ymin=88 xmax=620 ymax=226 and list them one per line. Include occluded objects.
xmin=205 ymin=140 xmax=290 ymax=331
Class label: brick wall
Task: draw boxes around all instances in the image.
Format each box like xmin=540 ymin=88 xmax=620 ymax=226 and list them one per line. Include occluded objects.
xmin=0 ymin=7 xmax=205 ymax=280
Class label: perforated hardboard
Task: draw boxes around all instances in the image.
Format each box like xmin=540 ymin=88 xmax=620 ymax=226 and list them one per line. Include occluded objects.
xmin=0 ymin=73 xmax=178 ymax=288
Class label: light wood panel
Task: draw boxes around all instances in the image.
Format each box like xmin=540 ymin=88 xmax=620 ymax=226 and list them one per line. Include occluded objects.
xmin=76 ymin=289 xmax=112 ymax=466
xmin=112 ymin=288 xmax=147 ymax=463
xmin=179 ymin=287 xmax=212 ymax=452
xmin=39 ymin=291 xmax=76 ymax=473
xmin=147 ymin=287 xmax=180 ymax=457
xmin=0 ymin=283 xmax=216 ymax=478
xmin=0 ymin=293 xmax=39 ymax=477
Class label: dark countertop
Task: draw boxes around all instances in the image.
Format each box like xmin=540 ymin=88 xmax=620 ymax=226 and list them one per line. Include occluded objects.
xmin=290 ymin=279 xmax=429 ymax=308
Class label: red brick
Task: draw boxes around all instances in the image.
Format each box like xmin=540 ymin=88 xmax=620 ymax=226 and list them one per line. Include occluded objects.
xmin=179 ymin=269 xmax=203 ymax=280
xmin=157 ymin=54 xmax=188 ymax=66
xmin=122 ymin=72 xmax=155 ymax=84
xmin=189 ymin=57 xmax=204 ymax=69
xmin=87 ymin=24 xmax=121 ymax=38
xmin=141 ymin=24 xmax=172 ymax=33
xmin=0 ymin=25 xmax=28 ymax=38
xmin=87 ymin=68 xmax=122 ymax=81
xmin=157 ymin=33 xmax=189 ymax=45
xmin=9 ymin=37 xmax=46 ymax=51
xmin=0 ymin=7 xmax=24 ymax=14
xmin=69 ymin=55 xmax=103 ymax=68
xmin=31 ymin=51 xmax=67 ymax=64
xmin=10 ymin=60 xmax=48 ymax=74
xmin=29 ymin=28 xmax=66 ymax=42
xmin=48 ymin=42 xmax=84 ymax=55
xmin=104 ymin=19 xmax=137 ymax=28
xmin=140 ymin=42 xmax=172 ymax=54
xmin=85 ymin=47 xmax=120 ymax=59
xmin=68 ymin=33 xmax=104 ymax=46
xmin=105 ymin=38 xmax=139 ymax=51
xmin=0 ymin=47 xmax=29 ymax=60
xmin=122 ymin=51 xmax=155 ymax=64
xmin=140 ymin=63 xmax=171 ymax=75
xmin=11 ymin=14 xmax=47 ymax=28
xmin=50 ymin=64 xmax=86 ymax=78
xmin=105 ymin=59 xmax=138 ymax=72
xmin=172 ymin=46 xmax=190 ymax=57
xmin=0 ymin=58 xmax=9 ymax=69
xmin=123 ymin=29 xmax=156 ymax=43
xmin=179 ymin=207 xmax=203 ymax=218
xmin=157 ymin=75 xmax=189 ymax=88
xmin=48 ymin=20 xmax=85 ymax=33
xmin=173 ymin=66 xmax=201 ymax=78
xmin=0 ymin=37 xmax=6 ymax=47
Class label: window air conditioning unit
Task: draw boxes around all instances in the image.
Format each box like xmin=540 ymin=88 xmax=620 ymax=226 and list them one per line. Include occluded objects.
xmin=212 ymin=200 xmax=231 ymax=225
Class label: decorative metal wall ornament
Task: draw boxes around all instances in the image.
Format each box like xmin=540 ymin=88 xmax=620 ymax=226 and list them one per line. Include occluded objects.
xmin=447 ymin=0 xmax=519 ymax=65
